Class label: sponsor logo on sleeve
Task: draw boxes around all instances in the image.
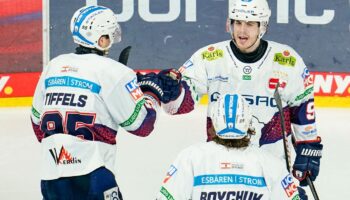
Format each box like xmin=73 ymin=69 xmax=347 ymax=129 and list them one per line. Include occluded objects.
xmin=202 ymin=47 xmax=224 ymax=61
xmin=179 ymin=59 xmax=193 ymax=73
xmin=302 ymin=125 xmax=317 ymax=135
xmin=281 ymin=174 xmax=297 ymax=197
xmin=294 ymin=87 xmax=313 ymax=101
xmin=302 ymin=68 xmax=314 ymax=88
xmin=273 ymin=50 xmax=296 ymax=67
xmin=163 ymin=165 xmax=178 ymax=183
xmin=125 ymin=77 xmax=143 ymax=102
xmin=160 ymin=186 xmax=175 ymax=200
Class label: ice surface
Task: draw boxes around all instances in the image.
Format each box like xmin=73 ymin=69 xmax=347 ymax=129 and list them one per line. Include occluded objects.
xmin=0 ymin=106 xmax=349 ymax=199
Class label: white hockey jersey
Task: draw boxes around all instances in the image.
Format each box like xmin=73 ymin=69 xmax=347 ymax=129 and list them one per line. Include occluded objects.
xmin=164 ymin=40 xmax=318 ymax=159
xmin=157 ymin=142 xmax=301 ymax=200
xmin=31 ymin=53 xmax=158 ymax=180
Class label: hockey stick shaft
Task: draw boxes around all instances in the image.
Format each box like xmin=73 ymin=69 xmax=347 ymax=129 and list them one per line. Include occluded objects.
xmin=118 ymin=46 xmax=132 ymax=65
xmin=273 ymin=82 xmax=320 ymax=200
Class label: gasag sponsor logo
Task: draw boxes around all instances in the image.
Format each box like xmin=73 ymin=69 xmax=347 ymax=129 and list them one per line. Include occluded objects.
xmin=242 ymin=94 xmax=277 ymax=107
xmin=273 ymin=50 xmax=296 ymax=67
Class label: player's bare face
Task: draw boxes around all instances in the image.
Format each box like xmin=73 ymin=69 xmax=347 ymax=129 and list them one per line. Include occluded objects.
xmin=232 ymin=20 xmax=260 ymax=53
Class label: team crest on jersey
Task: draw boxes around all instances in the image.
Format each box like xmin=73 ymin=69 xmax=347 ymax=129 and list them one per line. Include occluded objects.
xmin=125 ymin=77 xmax=143 ymax=102
xmin=273 ymin=50 xmax=296 ymax=67
xmin=201 ymin=47 xmax=223 ymax=61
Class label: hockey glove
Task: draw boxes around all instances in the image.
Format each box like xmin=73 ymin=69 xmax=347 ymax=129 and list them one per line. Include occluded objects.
xmin=293 ymin=136 xmax=323 ymax=186
xmin=137 ymin=72 xmax=164 ymax=105
xmin=158 ymin=68 xmax=182 ymax=104
xmin=297 ymin=187 xmax=308 ymax=200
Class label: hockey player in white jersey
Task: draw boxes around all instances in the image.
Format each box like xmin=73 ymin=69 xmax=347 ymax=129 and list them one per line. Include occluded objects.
xmin=157 ymin=93 xmax=308 ymax=200
xmin=152 ymin=0 xmax=323 ymax=188
xmin=30 ymin=5 xmax=166 ymax=200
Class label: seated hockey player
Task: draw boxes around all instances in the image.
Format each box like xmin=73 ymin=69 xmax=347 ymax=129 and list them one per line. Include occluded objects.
xmin=31 ymin=5 xmax=167 ymax=200
xmin=156 ymin=93 xmax=308 ymax=200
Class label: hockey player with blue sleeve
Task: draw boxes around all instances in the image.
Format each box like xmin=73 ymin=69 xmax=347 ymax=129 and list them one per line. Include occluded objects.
xmin=155 ymin=0 xmax=323 ymax=188
xmin=30 ymin=5 xmax=164 ymax=200
xmin=157 ymin=93 xmax=308 ymax=200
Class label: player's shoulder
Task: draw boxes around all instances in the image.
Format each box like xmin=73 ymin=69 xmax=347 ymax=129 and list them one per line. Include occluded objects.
xmin=194 ymin=40 xmax=231 ymax=55
xmin=249 ymin=145 xmax=286 ymax=170
xmin=267 ymin=40 xmax=302 ymax=58
xmin=176 ymin=142 xmax=214 ymax=160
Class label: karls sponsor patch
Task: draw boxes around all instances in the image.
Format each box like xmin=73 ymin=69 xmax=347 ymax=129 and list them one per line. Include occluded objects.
xmin=125 ymin=77 xmax=143 ymax=102
xmin=273 ymin=50 xmax=296 ymax=67
xmin=202 ymin=47 xmax=224 ymax=61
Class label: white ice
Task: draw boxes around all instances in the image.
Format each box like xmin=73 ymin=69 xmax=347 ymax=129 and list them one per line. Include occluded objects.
xmin=0 ymin=106 xmax=349 ymax=199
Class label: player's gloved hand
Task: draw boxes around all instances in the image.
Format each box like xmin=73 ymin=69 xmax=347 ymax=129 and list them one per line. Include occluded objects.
xmin=293 ymin=136 xmax=323 ymax=186
xmin=137 ymin=72 xmax=164 ymax=104
xmin=297 ymin=187 xmax=308 ymax=200
xmin=157 ymin=68 xmax=182 ymax=104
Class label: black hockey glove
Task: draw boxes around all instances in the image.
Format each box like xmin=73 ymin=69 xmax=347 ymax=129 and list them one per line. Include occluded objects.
xmin=293 ymin=137 xmax=323 ymax=186
xmin=157 ymin=68 xmax=182 ymax=104
xmin=137 ymin=72 xmax=164 ymax=104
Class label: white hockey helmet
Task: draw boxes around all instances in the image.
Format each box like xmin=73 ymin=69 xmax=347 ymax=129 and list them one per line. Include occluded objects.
xmin=210 ymin=94 xmax=252 ymax=139
xmin=229 ymin=0 xmax=271 ymax=38
xmin=70 ymin=5 xmax=122 ymax=51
